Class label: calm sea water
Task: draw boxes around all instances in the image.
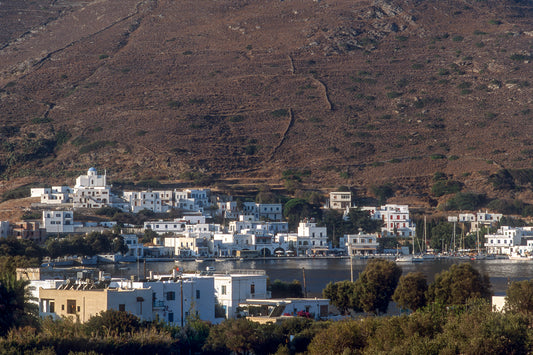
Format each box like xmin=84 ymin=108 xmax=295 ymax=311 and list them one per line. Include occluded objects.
xmin=102 ymin=257 xmax=533 ymax=297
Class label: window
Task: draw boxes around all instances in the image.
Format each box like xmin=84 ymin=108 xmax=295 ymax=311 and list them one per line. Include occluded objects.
xmin=221 ymin=285 xmax=227 ymax=295
xmin=250 ymin=284 xmax=255 ymax=294
xmin=50 ymin=301 xmax=55 ymax=313
xmin=67 ymin=300 xmax=76 ymax=314
xmin=167 ymin=292 xmax=175 ymax=301
xmin=196 ymin=290 xmax=200 ymax=299
xmin=119 ymin=304 xmax=126 ymax=312
xmin=168 ymin=312 xmax=174 ymax=322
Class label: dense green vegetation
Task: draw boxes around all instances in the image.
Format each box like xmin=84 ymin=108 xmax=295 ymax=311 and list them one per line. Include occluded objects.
xmin=1 ymin=258 xmax=532 ymax=354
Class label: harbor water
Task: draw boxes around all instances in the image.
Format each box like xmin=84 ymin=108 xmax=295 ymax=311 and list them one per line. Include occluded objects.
xmin=102 ymin=257 xmax=533 ymax=297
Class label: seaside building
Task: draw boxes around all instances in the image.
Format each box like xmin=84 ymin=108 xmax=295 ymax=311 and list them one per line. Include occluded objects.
xmin=343 ymin=232 xmax=379 ymax=256
xmin=363 ymin=204 xmax=416 ymax=237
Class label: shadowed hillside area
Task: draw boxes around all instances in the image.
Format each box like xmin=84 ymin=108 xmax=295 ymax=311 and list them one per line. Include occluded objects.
xmin=1 ymin=0 xmax=533 ymax=205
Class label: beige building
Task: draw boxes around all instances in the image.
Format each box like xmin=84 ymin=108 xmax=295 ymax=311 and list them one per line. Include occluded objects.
xmin=329 ymin=192 xmax=352 ymax=210
xmin=39 ymin=287 xmax=153 ymax=323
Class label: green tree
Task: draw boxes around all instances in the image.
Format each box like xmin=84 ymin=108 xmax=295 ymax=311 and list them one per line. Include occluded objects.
xmin=270 ymin=280 xmax=303 ymax=298
xmin=84 ymin=309 xmax=140 ymax=336
xmin=371 ymin=184 xmax=395 ymax=205
xmin=354 ymin=259 xmax=402 ymax=314
xmin=322 ymin=281 xmax=359 ymax=315
xmin=392 ymin=272 xmax=428 ymax=311
xmin=307 ymin=320 xmax=366 ymax=355
xmin=427 ymin=263 xmax=492 ymax=306
xmin=0 ymin=273 xmax=38 ymax=336
xmin=345 ymin=208 xmax=382 ymax=234
xmin=283 ymin=198 xmax=320 ymax=230
xmin=505 ymin=279 xmax=533 ymax=315
xmin=203 ymin=318 xmax=259 ymax=355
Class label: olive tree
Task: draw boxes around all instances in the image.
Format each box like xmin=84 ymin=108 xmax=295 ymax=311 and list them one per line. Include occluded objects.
xmin=392 ymin=272 xmax=428 ymax=312
xmin=427 ymin=263 xmax=492 ymax=306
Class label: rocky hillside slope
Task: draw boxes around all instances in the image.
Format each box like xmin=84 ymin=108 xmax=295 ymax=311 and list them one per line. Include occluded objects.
xmin=1 ymin=0 xmax=533 ymax=204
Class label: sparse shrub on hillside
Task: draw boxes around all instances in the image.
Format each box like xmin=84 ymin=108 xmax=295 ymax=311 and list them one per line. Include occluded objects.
xmin=271 ymin=109 xmax=288 ymax=117
xmin=448 ymin=155 xmax=459 ymax=161
xmin=452 ymin=35 xmax=464 ymax=42
xmin=432 ymin=180 xmax=463 ymax=197
xmin=510 ymin=53 xmax=532 ymax=61
xmin=188 ymin=98 xmax=204 ymax=104
xmin=386 ymin=91 xmax=402 ymax=99
xmin=167 ymin=100 xmax=181 ymax=108
xmin=443 ymin=192 xmax=486 ymax=211
xmin=31 ymin=117 xmax=52 ymax=124
xmin=229 ymin=115 xmax=245 ymax=122
xmin=55 ymin=129 xmax=71 ymax=146
xmin=78 ymin=140 xmax=116 ymax=154
xmin=430 ymin=154 xmax=446 ymax=160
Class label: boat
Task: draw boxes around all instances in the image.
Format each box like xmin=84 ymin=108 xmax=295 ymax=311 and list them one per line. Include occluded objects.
xmin=395 ymin=255 xmax=414 ymax=263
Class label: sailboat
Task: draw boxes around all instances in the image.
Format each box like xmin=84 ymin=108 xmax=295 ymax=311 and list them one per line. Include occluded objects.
xmin=420 ymin=216 xmax=435 ymax=260
xmin=395 ymin=233 xmax=416 ymax=263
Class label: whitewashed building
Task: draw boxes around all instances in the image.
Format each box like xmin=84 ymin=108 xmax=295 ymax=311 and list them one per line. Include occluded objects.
xmin=484 ymin=226 xmax=533 ymax=256
xmin=329 ymin=191 xmax=352 ymax=210
xmin=343 ymin=232 xmax=379 ymax=256
xmin=72 ymin=168 xmax=111 ymax=209
xmin=32 ymin=186 xmax=73 ymax=205
xmin=123 ymin=191 xmax=169 ymax=213
xmin=214 ymin=271 xmax=269 ymax=319
xmin=296 ymin=219 xmax=328 ymax=254
xmin=363 ymin=204 xmax=416 ymax=237
xmin=42 ymin=210 xmax=78 ymax=234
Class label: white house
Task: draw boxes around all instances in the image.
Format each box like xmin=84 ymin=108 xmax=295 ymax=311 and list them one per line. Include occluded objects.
xmin=213 ymin=271 xmax=269 ymax=319
xmin=329 ymin=191 xmax=352 ymax=210
xmin=72 ymin=168 xmax=111 ymax=209
xmin=297 ymin=219 xmax=328 ymax=254
xmin=32 ymin=186 xmax=73 ymax=205
xmin=123 ymin=191 xmax=168 ymax=213
xmin=363 ymin=204 xmax=416 ymax=237
xmin=122 ymin=234 xmax=144 ymax=258
xmin=42 ymin=210 xmax=78 ymax=234
xmin=120 ymin=276 xmax=216 ymax=325
xmin=343 ymin=232 xmax=379 ymax=256
xmin=484 ymin=226 xmax=533 ymax=256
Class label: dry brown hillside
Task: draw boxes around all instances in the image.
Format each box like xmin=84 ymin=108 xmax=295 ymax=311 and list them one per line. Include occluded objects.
xmin=1 ymin=0 xmax=533 ymax=205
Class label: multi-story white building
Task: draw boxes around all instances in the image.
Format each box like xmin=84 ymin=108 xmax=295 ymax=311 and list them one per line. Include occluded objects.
xmin=144 ymin=215 xmax=207 ymax=234
xmin=120 ymin=276 xmax=216 ymax=325
xmin=241 ymin=202 xmax=283 ymax=221
xmin=42 ymin=210 xmax=78 ymax=234
xmin=363 ymin=204 xmax=416 ymax=237
xmin=484 ymin=226 xmax=533 ymax=255
xmin=72 ymin=168 xmax=111 ymax=209
xmin=296 ymin=219 xmax=328 ymax=254
xmin=31 ymin=186 xmax=73 ymax=205
xmin=213 ymin=271 xmax=269 ymax=319
xmin=122 ymin=191 xmax=169 ymax=213
xmin=343 ymin=232 xmax=379 ymax=256
xmin=458 ymin=211 xmax=503 ymax=232
xmin=228 ymin=215 xmax=288 ymax=235
xmin=122 ymin=234 xmax=144 ymax=258
xmin=329 ymin=191 xmax=352 ymax=210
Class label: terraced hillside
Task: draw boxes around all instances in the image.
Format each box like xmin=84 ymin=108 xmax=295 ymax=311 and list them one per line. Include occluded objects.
xmin=1 ymin=0 xmax=533 ymax=205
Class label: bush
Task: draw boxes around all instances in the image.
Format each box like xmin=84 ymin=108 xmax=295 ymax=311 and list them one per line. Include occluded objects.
xmin=271 ymin=109 xmax=288 ymax=117
xmin=443 ymin=192 xmax=486 ymax=211
xmin=432 ymin=180 xmax=463 ymax=197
